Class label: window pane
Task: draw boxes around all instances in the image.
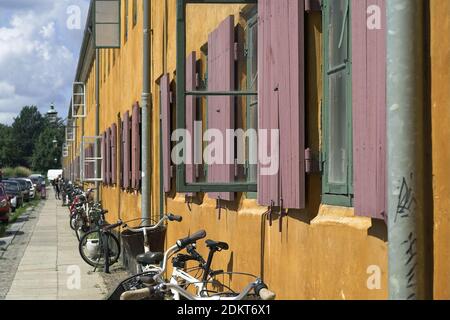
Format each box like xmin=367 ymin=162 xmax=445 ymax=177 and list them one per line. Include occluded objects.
xmin=96 ymin=24 xmax=120 ymax=47
xmin=328 ymin=0 xmax=347 ymax=68
xmin=96 ymin=1 xmax=120 ymax=23
xmin=328 ymin=71 xmax=347 ymax=184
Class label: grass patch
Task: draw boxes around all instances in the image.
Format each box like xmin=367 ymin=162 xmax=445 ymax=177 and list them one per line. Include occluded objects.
xmin=0 ymin=198 xmax=41 ymax=237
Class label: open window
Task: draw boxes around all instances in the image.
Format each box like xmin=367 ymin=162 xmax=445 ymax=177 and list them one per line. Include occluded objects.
xmin=175 ymin=0 xmax=258 ymax=196
xmin=173 ymin=0 xmax=306 ymax=210
xmin=66 ymin=118 xmax=76 ymax=142
xmin=94 ymin=0 xmax=121 ymax=48
xmin=81 ymin=136 xmax=103 ymax=182
xmin=322 ymin=0 xmax=353 ymax=206
xmin=72 ymin=82 xmax=86 ymax=118
xmin=62 ymin=143 xmax=69 ymax=158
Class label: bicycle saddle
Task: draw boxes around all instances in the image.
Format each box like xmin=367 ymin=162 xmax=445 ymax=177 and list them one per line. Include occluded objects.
xmin=205 ymin=240 xmax=229 ymax=251
xmin=136 ymin=252 xmax=164 ymax=265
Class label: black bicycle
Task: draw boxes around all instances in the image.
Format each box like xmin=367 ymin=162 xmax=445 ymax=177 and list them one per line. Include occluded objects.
xmin=78 ymin=213 xmax=122 ymax=272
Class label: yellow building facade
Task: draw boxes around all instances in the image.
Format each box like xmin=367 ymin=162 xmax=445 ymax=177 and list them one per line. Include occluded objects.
xmin=64 ymin=0 xmax=449 ymax=300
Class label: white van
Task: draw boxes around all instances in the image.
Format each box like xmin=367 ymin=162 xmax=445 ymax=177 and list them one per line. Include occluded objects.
xmin=47 ymin=169 xmax=63 ymax=181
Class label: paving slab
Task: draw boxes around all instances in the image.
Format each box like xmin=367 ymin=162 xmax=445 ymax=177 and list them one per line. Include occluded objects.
xmin=3 ymin=189 xmax=107 ymax=300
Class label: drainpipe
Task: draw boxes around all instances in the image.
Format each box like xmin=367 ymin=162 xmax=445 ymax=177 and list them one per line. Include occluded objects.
xmin=95 ymin=49 xmax=100 ymax=202
xmin=141 ymin=0 xmax=151 ymax=224
xmin=387 ymin=0 xmax=428 ymax=300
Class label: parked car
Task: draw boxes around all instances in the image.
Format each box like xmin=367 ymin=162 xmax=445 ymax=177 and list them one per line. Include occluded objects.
xmin=2 ymin=180 xmax=23 ymax=211
xmin=0 ymin=184 xmax=11 ymax=223
xmin=29 ymin=174 xmax=45 ymax=192
xmin=10 ymin=178 xmax=30 ymax=202
xmin=21 ymin=178 xmax=36 ymax=199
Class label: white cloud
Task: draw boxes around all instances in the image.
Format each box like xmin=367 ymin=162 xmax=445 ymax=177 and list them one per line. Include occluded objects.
xmin=0 ymin=0 xmax=90 ymax=124
xmin=40 ymin=22 xmax=55 ymax=39
xmin=0 ymin=82 xmax=15 ymax=99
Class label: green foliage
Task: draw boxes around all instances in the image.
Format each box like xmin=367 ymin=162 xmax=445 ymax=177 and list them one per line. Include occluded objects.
xmin=1 ymin=167 xmax=15 ymax=178
xmin=0 ymin=124 xmax=14 ymax=167
xmin=1 ymin=166 xmax=32 ymax=178
xmin=31 ymin=122 xmax=65 ymax=173
xmin=0 ymin=105 xmax=64 ymax=173
xmin=14 ymin=166 xmax=32 ymax=177
xmin=11 ymin=106 xmax=45 ymax=167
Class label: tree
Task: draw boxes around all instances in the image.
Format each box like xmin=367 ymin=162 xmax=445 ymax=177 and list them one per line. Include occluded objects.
xmin=0 ymin=124 xmax=15 ymax=167
xmin=11 ymin=106 xmax=45 ymax=167
xmin=31 ymin=119 xmax=65 ymax=173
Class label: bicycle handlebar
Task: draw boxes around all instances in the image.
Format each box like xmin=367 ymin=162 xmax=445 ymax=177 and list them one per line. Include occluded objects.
xmin=156 ymin=280 xmax=275 ymax=301
xmin=167 ymin=214 xmax=182 ymax=222
xmin=124 ymin=214 xmax=182 ymax=233
xmin=120 ymin=287 xmax=154 ymax=300
xmin=176 ymin=230 xmax=207 ymax=249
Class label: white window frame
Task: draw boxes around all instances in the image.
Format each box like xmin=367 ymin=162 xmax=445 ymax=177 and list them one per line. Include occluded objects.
xmin=81 ymin=136 xmax=104 ymax=182
xmin=72 ymin=82 xmax=86 ymax=118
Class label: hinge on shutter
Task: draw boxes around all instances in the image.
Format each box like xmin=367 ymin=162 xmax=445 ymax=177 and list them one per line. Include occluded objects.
xmin=305 ymin=148 xmax=321 ymax=174
xmin=195 ymin=164 xmax=200 ymax=179
xmin=195 ymin=72 xmax=200 ymax=89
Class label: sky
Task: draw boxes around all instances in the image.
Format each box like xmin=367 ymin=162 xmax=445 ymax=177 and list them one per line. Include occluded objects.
xmin=0 ymin=0 xmax=90 ymax=125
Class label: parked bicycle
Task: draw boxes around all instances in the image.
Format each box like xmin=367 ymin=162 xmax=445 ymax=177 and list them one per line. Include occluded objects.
xmin=79 ymin=213 xmax=182 ymax=274
xmin=117 ymin=230 xmax=276 ymax=301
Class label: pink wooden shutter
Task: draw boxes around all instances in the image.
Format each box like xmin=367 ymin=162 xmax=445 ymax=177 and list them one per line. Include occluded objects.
xmin=207 ymin=16 xmax=235 ymax=201
xmin=102 ymin=132 xmax=107 ymax=184
xmin=123 ymin=111 xmax=131 ymax=189
xmin=120 ymin=119 xmax=124 ymax=188
xmin=186 ymin=52 xmax=197 ymax=196
xmin=258 ymin=0 xmax=306 ymax=209
xmin=106 ymin=128 xmax=111 ymax=184
xmin=111 ymin=123 xmax=117 ymax=184
xmin=132 ymin=103 xmax=141 ymax=190
xmin=352 ymin=0 xmax=386 ymax=220
xmin=161 ymin=74 xmax=171 ymax=193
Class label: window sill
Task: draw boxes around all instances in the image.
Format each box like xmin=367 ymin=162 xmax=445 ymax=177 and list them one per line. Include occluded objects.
xmin=311 ymin=204 xmax=372 ymax=230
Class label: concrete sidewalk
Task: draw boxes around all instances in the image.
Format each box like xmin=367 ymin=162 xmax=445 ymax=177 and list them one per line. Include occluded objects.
xmin=5 ymin=189 xmax=108 ymax=300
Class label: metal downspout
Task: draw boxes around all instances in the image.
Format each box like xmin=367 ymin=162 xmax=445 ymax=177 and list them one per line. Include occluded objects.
xmin=95 ymin=49 xmax=100 ymax=202
xmin=142 ymin=0 xmax=151 ymax=223
xmin=387 ymin=0 xmax=428 ymax=300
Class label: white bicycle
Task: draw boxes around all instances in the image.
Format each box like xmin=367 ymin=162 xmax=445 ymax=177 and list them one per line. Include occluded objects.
xmin=119 ymin=230 xmax=276 ymax=301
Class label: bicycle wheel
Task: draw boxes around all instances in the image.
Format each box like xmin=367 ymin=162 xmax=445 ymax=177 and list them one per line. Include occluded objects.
xmin=69 ymin=212 xmax=77 ymax=231
xmin=79 ymin=230 xmax=121 ymax=268
xmin=106 ymin=270 xmax=162 ymax=300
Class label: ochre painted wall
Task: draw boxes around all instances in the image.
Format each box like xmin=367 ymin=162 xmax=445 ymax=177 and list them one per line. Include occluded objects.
xmin=430 ymin=0 xmax=450 ymax=300
xmin=150 ymin=2 xmax=388 ymax=300
xmin=64 ymin=0 xmax=450 ymax=300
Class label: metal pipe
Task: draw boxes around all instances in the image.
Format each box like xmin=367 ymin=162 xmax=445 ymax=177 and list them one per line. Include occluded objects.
xmin=95 ymin=49 xmax=100 ymax=202
xmin=141 ymin=0 xmax=151 ymax=223
xmin=387 ymin=0 xmax=428 ymax=300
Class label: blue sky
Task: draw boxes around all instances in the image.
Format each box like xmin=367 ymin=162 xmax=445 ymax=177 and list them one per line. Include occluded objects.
xmin=0 ymin=0 xmax=90 ymax=125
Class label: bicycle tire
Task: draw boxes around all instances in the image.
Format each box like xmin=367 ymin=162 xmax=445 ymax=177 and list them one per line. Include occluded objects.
xmin=105 ymin=271 xmax=163 ymax=300
xmin=79 ymin=230 xmax=121 ymax=268
xmin=69 ymin=213 xmax=77 ymax=231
